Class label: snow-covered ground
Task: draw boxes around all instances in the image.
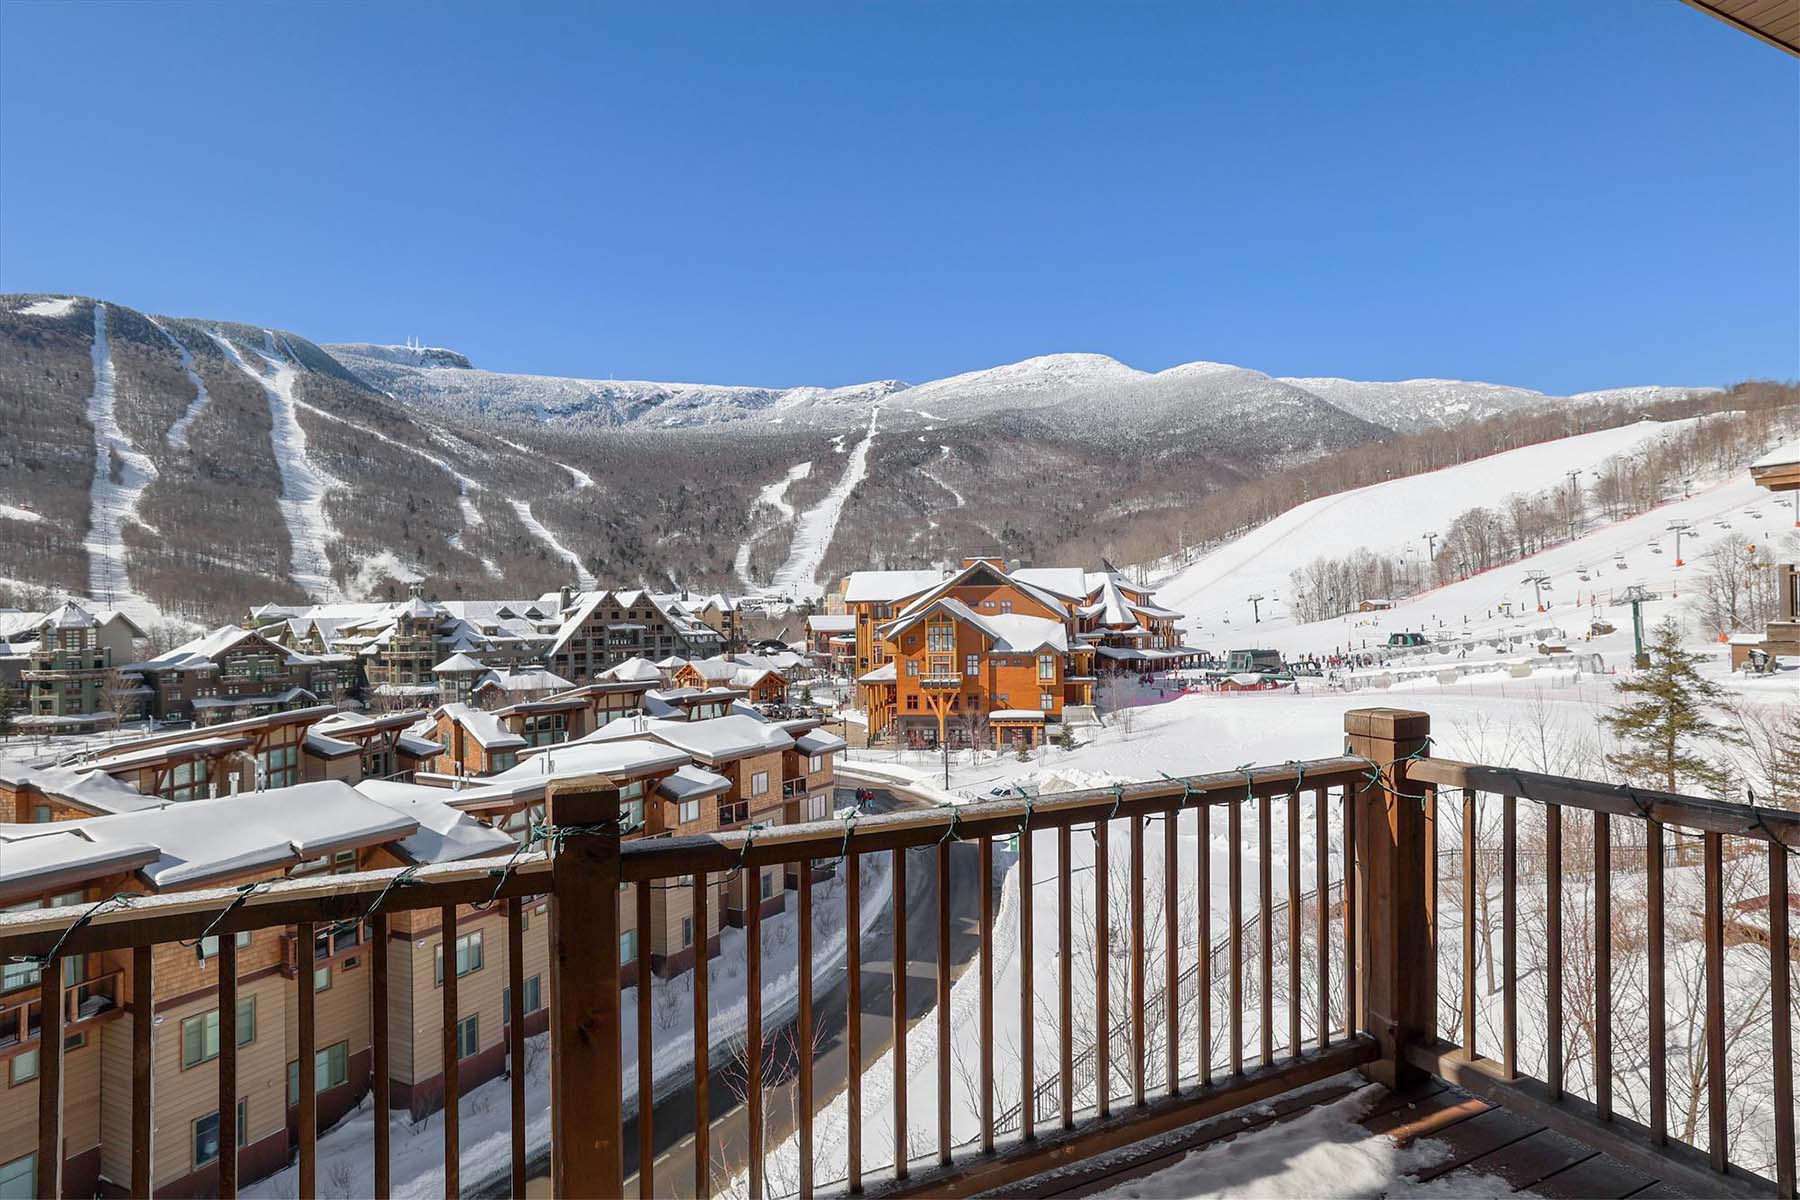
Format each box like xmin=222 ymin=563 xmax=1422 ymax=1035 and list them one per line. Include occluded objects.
xmin=213 ymin=329 xmax=342 ymax=598
xmin=81 ymin=302 xmax=161 ymax=624
xmin=13 ymin=295 xmax=80 ymax=318
xmin=769 ymin=406 xmax=880 ymax=600
xmin=1154 ymin=418 xmax=1714 ymax=634
xmin=149 ymin=317 xmax=212 ymax=451
xmin=921 ymin=444 xmax=964 ymax=509
xmin=0 ymin=503 xmax=44 ymax=525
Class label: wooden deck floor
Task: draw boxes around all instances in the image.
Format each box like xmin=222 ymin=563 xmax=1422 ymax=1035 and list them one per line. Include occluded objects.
xmin=1001 ymin=1076 xmax=1676 ymax=1199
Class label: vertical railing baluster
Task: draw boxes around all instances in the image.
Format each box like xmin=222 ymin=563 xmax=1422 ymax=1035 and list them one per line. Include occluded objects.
xmin=1287 ymin=790 xmax=1301 ymax=1058
xmin=637 ymin=883 xmax=655 ymax=1200
xmin=220 ymin=934 xmax=239 ymax=1199
xmin=1229 ymin=797 xmax=1243 ymax=1074
xmin=1058 ymin=825 xmax=1073 ymax=1128
xmin=506 ymin=900 xmax=525 ymax=1200
xmin=1095 ymin=816 xmax=1111 ymax=1118
xmin=1461 ymin=789 xmax=1476 ymax=1063
xmin=1020 ymin=825 xmax=1036 ymax=1138
xmin=131 ymin=944 xmax=153 ymax=1200
xmin=1502 ymin=796 xmax=1516 ymax=1080
xmin=801 ymin=858 xmax=816 ymax=1192
xmin=934 ymin=839 xmax=952 ymax=1162
xmin=1769 ymin=839 xmax=1794 ymax=1200
xmin=694 ymin=872 xmax=711 ymax=1198
xmin=1705 ymin=831 xmax=1727 ymax=1172
xmin=298 ymin=919 xmax=318 ymax=1199
xmin=1259 ymin=790 xmax=1273 ymax=1069
xmin=893 ymin=846 xmax=908 ymax=1177
xmin=1343 ymin=786 xmax=1356 ymax=1039
xmin=747 ymin=875 xmax=764 ymax=1200
xmin=1198 ymin=800 xmax=1212 ymax=1082
xmin=1130 ymin=811 xmax=1145 ymax=1106
xmin=1647 ymin=820 xmax=1666 ymax=1147
xmin=373 ymin=912 xmax=391 ymax=1200
xmin=38 ymin=952 xmax=63 ymax=1200
xmin=1545 ymin=807 xmax=1563 ymax=1101
xmin=441 ymin=906 xmax=460 ymax=1199
xmin=976 ymin=838 xmax=991 ymax=1157
xmin=1315 ymin=788 xmax=1329 ymax=1052
xmin=848 ymin=849 xmax=865 ymax=1191
xmin=1165 ymin=805 xmax=1180 ymax=1095
xmin=1594 ymin=811 xmax=1612 ymax=1119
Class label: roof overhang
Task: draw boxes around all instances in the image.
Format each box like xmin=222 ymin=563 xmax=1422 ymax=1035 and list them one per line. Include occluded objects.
xmin=1680 ymin=0 xmax=1799 ymax=57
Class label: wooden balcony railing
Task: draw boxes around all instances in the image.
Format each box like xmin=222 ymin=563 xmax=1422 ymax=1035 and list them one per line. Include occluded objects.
xmin=1 ymin=709 xmax=1794 ymax=1199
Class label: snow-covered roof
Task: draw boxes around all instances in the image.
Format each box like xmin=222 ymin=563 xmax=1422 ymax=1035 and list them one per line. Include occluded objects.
xmin=653 ymin=655 xmax=688 ymax=669
xmin=880 ymin=598 xmax=1068 ymax=654
xmin=0 ymin=829 xmax=161 ymax=904
xmin=0 ymin=762 xmax=167 ymax=815
xmin=807 ymin=615 xmax=857 ymax=633
xmin=602 ymin=712 xmax=794 ymax=763
xmin=432 ymin=652 xmax=488 ymax=674
xmin=1752 ymin=441 xmax=1800 ymax=470
xmin=599 ymin=656 xmax=664 ymax=683
xmin=434 ymin=703 xmax=527 ymax=751
xmin=988 ymin=709 xmax=1046 ymax=721
xmin=1007 ymin=567 xmax=1090 ymax=599
xmin=859 ymin=662 xmax=897 ymax=683
xmin=304 ymin=730 xmax=361 ymax=760
xmin=487 ymin=738 xmax=690 ymax=786
xmin=91 ymin=736 xmax=252 ymax=773
xmin=353 ymin=780 xmax=518 ymax=863
xmin=680 ymin=657 xmax=740 ymax=684
xmin=843 ymin=570 xmax=947 ymax=604
xmin=473 ymin=666 xmax=574 ymax=694
xmin=0 ymin=782 xmax=418 ymax=890
xmin=397 ymin=732 xmax=446 ymax=759
xmin=655 ymin=764 xmax=732 ymax=802
xmin=45 ymin=601 xmax=98 ymax=630
xmin=794 ymin=729 xmax=847 ymax=755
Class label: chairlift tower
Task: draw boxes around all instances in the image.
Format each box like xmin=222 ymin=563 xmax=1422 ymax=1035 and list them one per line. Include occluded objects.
xmin=1618 ymin=584 xmax=1653 ymax=668
xmin=1522 ymin=570 xmax=1550 ymax=613
xmin=1667 ymin=520 xmax=1694 ymax=567
xmin=1248 ymin=594 xmax=1265 ymax=624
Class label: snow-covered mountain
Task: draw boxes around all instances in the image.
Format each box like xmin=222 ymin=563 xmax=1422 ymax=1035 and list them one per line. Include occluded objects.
xmin=1279 ymin=376 xmax=1717 ymax=433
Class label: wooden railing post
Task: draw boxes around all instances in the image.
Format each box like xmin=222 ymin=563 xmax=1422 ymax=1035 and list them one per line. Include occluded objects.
xmin=1345 ymin=708 xmax=1435 ymax=1089
xmin=548 ymin=774 xmax=624 ymax=1198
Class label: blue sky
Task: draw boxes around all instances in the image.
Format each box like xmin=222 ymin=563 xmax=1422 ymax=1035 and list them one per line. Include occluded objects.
xmin=1 ymin=1 xmax=1794 ymax=394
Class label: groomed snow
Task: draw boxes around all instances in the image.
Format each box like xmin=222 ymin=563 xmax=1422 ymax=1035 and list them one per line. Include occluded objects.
xmin=769 ymin=406 xmax=880 ymax=600
xmin=82 ymin=302 xmax=160 ymax=623
xmin=508 ymin=499 xmax=596 ymax=590
xmin=734 ymin=460 xmax=814 ymax=588
xmin=149 ymin=317 xmax=212 ymax=450
xmin=14 ymin=296 xmax=79 ymax=318
xmin=213 ymin=329 xmax=342 ymax=598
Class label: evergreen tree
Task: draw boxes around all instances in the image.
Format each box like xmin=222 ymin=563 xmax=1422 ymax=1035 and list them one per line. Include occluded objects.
xmin=1766 ymin=706 xmax=1800 ymax=810
xmin=0 ymin=685 xmax=16 ymax=741
xmin=1602 ymin=619 xmax=1744 ymax=795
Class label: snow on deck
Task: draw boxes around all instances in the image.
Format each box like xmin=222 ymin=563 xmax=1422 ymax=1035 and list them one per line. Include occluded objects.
xmin=82 ymin=303 xmax=161 ymax=624
xmin=508 ymin=498 xmax=596 ymax=590
xmin=213 ymin=329 xmax=341 ymax=598
xmin=770 ymin=404 xmax=881 ymax=600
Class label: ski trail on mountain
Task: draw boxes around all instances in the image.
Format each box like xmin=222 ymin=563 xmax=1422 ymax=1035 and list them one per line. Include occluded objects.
xmin=83 ymin=302 xmax=161 ymax=622
xmin=509 ymin=500 xmax=595 ymax=590
xmin=733 ymin=461 xmax=814 ymax=588
xmin=150 ymin=318 xmax=212 ymax=450
xmin=257 ymin=336 xmax=489 ymax=571
xmin=212 ymin=329 xmax=340 ymax=598
xmin=770 ymin=405 xmax=879 ymax=599
xmin=923 ymin=445 xmax=964 ymax=508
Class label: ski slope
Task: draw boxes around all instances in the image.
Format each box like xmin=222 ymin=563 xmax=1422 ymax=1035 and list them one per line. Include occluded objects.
xmin=1150 ymin=418 xmax=1794 ymax=664
xmin=213 ymin=329 xmax=341 ymax=598
xmin=1156 ymin=419 xmax=1699 ymax=633
xmin=82 ymin=303 xmax=160 ymax=623
xmin=509 ymin=499 xmax=595 ymax=590
xmin=150 ymin=318 xmax=212 ymax=450
xmin=733 ymin=460 xmax=814 ymax=588
xmin=769 ymin=405 xmax=880 ymax=599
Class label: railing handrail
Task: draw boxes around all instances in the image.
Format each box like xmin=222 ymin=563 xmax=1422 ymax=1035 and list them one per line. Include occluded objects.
xmin=1406 ymin=757 xmax=1800 ymax=846
xmin=619 ymin=756 xmax=1368 ymax=881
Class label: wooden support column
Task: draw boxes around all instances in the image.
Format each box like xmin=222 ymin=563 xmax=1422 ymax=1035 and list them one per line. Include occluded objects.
xmin=547 ymin=774 xmax=624 ymax=1198
xmin=1344 ymin=707 xmax=1435 ymax=1089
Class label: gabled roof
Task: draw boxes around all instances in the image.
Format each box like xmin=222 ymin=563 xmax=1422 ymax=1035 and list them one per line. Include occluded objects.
xmin=595 ymin=712 xmax=793 ymax=764
xmin=432 ymin=652 xmax=488 ymax=674
xmin=878 ymin=596 xmax=1068 ymax=654
xmin=354 ymin=780 xmax=518 ymax=863
xmin=600 ymin=656 xmax=665 ymax=683
xmin=895 ymin=560 xmax=1071 ymax=622
xmin=434 ymin=703 xmax=528 ymax=751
